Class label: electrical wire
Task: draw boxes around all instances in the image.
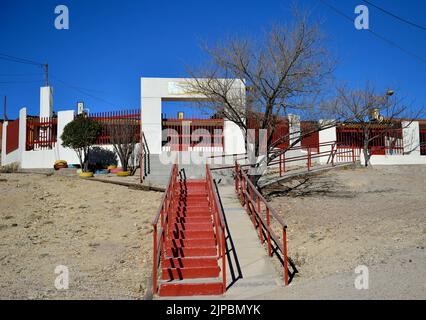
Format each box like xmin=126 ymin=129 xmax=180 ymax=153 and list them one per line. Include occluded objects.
xmin=363 ymin=0 xmax=426 ymax=32
xmin=319 ymin=0 xmax=426 ymax=65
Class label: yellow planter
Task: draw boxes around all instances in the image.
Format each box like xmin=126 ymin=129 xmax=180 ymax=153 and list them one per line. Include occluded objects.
xmin=79 ymin=172 xmax=94 ymax=178
xmin=116 ymin=171 xmax=131 ymax=177
xmin=107 ymin=165 xmax=117 ymax=170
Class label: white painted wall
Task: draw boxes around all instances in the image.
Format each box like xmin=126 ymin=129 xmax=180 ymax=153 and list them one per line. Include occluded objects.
xmin=402 ymin=121 xmax=420 ymax=155
xmin=318 ymin=120 xmax=337 ymax=164
xmin=224 ymin=120 xmax=245 ymax=155
xmin=288 ymin=114 xmax=301 ymax=148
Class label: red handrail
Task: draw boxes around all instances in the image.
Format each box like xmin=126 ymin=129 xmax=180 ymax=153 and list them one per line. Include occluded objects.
xmin=234 ymin=162 xmax=289 ymax=285
xmin=205 ymin=164 xmax=227 ymax=293
xmin=151 ymin=163 xmax=178 ymax=295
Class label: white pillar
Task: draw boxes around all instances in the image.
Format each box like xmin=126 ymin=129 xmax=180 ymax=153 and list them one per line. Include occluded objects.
xmin=288 ymin=114 xmax=301 ymax=147
xmin=141 ymin=97 xmax=162 ymax=154
xmin=318 ymin=119 xmax=337 ymax=164
xmin=40 ymin=86 xmax=53 ymax=118
xmin=18 ymin=108 xmax=27 ymax=162
xmin=57 ymin=110 xmax=79 ymax=163
xmin=224 ymin=120 xmax=246 ymax=155
xmin=1 ymin=121 xmax=7 ymax=166
xmin=402 ymin=121 xmax=420 ymax=155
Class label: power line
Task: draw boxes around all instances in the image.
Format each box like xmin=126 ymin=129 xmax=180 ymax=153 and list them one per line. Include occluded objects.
xmin=363 ymin=0 xmax=426 ymax=32
xmin=50 ymin=75 xmax=116 ymax=107
xmin=319 ymin=0 xmax=426 ymax=65
xmin=0 ymin=52 xmax=44 ymax=66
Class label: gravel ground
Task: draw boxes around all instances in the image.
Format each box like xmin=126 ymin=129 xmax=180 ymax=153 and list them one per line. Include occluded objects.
xmin=263 ymin=165 xmax=426 ymax=299
xmin=0 ymin=172 xmax=162 ymax=299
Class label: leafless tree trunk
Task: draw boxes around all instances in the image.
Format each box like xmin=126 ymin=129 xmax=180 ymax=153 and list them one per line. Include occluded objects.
xmin=110 ymin=118 xmax=140 ymax=173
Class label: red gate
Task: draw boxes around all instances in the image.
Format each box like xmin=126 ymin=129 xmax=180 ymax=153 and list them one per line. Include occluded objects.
xmin=162 ymin=117 xmax=224 ymax=151
xmin=26 ymin=117 xmax=57 ymax=150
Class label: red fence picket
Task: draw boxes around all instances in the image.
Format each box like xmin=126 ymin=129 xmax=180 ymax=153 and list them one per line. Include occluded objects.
xmin=26 ymin=117 xmax=58 ymax=150
xmin=6 ymin=119 xmax=20 ymax=154
xmin=88 ymin=109 xmax=141 ymax=145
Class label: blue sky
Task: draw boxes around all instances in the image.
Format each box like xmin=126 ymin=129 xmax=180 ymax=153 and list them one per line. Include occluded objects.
xmin=0 ymin=0 xmax=425 ymax=119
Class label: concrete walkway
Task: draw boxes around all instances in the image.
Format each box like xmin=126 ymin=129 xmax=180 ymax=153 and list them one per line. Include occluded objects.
xmin=217 ymin=184 xmax=283 ymax=299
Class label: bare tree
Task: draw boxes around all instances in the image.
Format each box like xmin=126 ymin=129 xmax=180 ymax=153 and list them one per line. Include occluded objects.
xmin=110 ymin=118 xmax=140 ymax=174
xmin=327 ymin=83 xmax=423 ymax=166
xmin=186 ymin=10 xmax=336 ymax=185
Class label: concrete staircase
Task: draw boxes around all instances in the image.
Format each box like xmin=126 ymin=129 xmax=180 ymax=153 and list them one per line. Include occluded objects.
xmin=158 ymin=179 xmax=224 ymax=297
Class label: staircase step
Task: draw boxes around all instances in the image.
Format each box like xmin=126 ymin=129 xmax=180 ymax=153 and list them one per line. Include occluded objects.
xmin=169 ymin=222 xmax=213 ymax=231
xmin=171 ymin=216 xmax=212 ymax=224
xmin=159 ymin=281 xmax=223 ymax=297
xmin=162 ymin=266 xmax=220 ymax=280
xmin=166 ymin=246 xmax=217 ymax=257
xmin=166 ymin=238 xmax=216 ymax=248
xmin=168 ymin=229 xmax=215 ymax=239
xmin=171 ymin=211 xmax=212 ymax=218
xmin=162 ymin=257 xmax=218 ymax=268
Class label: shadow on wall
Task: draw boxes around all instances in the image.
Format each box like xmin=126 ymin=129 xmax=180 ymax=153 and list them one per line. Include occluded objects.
xmin=89 ymin=147 xmax=118 ymax=168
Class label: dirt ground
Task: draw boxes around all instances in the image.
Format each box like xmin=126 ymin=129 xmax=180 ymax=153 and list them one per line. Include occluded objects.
xmin=0 ymin=166 xmax=425 ymax=300
xmin=0 ymin=172 xmax=162 ymax=299
xmin=264 ymin=165 xmax=426 ymax=299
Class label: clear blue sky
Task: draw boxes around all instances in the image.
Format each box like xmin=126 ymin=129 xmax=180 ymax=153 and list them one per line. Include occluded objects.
xmin=1 ymin=0 xmax=425 ymax=119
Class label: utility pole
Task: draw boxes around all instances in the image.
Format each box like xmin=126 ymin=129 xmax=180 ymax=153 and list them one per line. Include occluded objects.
xmin=3 ymin=96 xmax=7 ymax=121
xmin=43 ymin=63 xmax=49 ymax=86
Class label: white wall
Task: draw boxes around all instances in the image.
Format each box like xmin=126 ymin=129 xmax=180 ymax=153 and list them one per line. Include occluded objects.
xmin=402 ymin=121 xmax=420 ymax=155
xmin=1 ymin=121 xmax=7 ymax=166
xmin=318 ymin=120 xmax=337 ymax=164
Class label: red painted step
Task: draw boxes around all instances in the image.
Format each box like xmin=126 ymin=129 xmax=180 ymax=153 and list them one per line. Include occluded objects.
xmin=157 ymin=177 xmax=223 ymax=297
xmin=162 ymin=257 xmax=218 ymax=268
xmin=162 ymin=266 xmax=220 ymax=280
xmin=166 ymin=238 xmax=216 ymax=248
xmin=171 ymin=216 xmax=212 ymax=223
xmin=159 ymin=282 xmax=223 ymax=296
xmin=168 ymin=229 xmax=215 ymax=239
xmin=169 ymin=222 xmax=213 ymax=232
xmin=166 ymin=246 xmax=217 ymax=257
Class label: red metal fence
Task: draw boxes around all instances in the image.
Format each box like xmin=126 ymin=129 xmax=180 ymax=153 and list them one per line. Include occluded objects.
xmin=420 ymin=124 xmax=426 ymax=156
xmin=6 ymin=119 xmax=20 ymax=154
xmin=162 ymin=117 xmax=224 ymax=151
xmin=247 ymin=116 xmax=289 ymax=149
xmin=26 ymin=117 xmax=58 ymax=151
xmin=336 ymin=124 xmax=404 ymax=157
xmin=89 ymin=109 xmax=141 ymax=145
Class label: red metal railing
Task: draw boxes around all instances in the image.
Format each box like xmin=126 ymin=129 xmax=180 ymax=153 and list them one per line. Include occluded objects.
xmin=89 ymin=109 xmax=141 ymax=145
xmin=151 ymin=163 xmax=179 ymax=295
xmin=206 ymin=164 xmax=227 ymax=293
xmin=269 ymin=141 xmax=358 ymax=177
xmin=6 ymin=119 xmax=20 ymax=154
xmin=234 ymin=162 xmax=289 ymax=285
xmin=420 ymin=125 xmax=426 ymax=156
xmin=162 ymin=118 xmax=224 ymax=151
xmin=26 ymin=117 xmax=57 ymax=151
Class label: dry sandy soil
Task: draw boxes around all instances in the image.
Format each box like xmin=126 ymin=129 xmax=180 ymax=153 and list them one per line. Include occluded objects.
xmin=0 ymin=172 xmax=162 ymax=299
xmin=263 ymin=165 xmax=426 ymax=299
xmin=0 ymin=166 xmax=424 ymax=300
